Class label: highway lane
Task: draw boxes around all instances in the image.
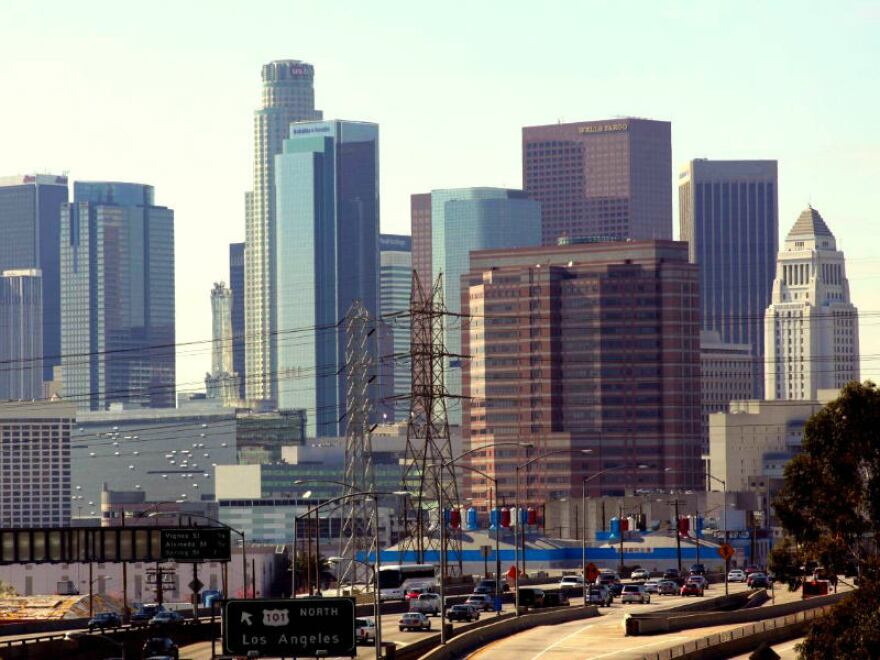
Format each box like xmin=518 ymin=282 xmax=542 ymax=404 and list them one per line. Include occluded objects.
xmin=467 ymin=583 xmax=757 ymax=660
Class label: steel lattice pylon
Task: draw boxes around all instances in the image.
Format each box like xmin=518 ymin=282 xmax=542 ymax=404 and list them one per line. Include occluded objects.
xmin=399 ymin=272 xmax=462 ymax=573
xmin=338 ymin=301 xmax=376 ymax=593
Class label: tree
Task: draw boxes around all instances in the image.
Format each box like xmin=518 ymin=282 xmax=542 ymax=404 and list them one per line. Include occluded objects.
xmin=0 ymin=580 xmax=15 ymax=596
xmin=770 ymin=382 xmax=880 ymax=658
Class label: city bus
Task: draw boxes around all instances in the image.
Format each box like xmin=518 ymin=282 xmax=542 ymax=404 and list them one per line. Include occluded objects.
xmin=378 ymin=564 xmax=437 ymax=601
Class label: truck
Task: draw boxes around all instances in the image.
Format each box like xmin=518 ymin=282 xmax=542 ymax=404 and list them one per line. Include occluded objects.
xmin=409 ymin=592 xmax=442 ymax=616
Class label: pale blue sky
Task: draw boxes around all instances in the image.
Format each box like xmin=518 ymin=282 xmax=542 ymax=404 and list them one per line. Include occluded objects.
xmin=1 ymin=1 xmax=878 ymax=391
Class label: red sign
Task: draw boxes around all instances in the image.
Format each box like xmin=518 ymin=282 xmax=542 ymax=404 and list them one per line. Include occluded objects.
xmin=585 ymin=562 xmax=600 ymax=582
xmin=718 ymin=543 xmax=735 ymax=561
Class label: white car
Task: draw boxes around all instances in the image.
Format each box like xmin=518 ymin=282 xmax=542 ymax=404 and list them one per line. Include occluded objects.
xmin=409 ymin=592 xmax=442 ymax=616
xmin=620 ymin=584 xmax=651 ymax=604
xmin=643 ymin=579 xmax=662 ymax=594
xmin=559 ymin=575 xmax=584 ymax=588
xmin=355 ymin=617 xmax=376 ymax=645
xmin=631 ymin=569 xmax=650 ymax=582
xmin=727 ymin=569 xmax=746 ymax=583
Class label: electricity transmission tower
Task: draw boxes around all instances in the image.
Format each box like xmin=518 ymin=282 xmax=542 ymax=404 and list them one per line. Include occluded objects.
xmin=338 ymin=301 xmax=376 ymax=593
xmin=399 ymin=272 xmax=462 ymax=573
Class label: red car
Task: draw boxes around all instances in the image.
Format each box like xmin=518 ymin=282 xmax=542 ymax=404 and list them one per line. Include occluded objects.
xmin=680 ymin=581 xmax=704 ymax=597
xmin=405 ymin=587 xmax=430 ymax=601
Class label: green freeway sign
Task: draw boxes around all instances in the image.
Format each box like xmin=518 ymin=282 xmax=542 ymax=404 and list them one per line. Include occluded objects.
xmin=160 ymin=528 xmax=231 ymax=562
xmin=223 ymin=597 xmax=356 ymax=657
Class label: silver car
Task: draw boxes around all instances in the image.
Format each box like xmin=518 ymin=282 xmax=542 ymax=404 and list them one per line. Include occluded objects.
xmin=620 ymin=584 xmax=651 ymax=604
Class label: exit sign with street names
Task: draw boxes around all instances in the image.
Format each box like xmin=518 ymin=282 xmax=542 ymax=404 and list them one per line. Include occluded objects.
xmin=160 ymin=528 xmax=231 ymax=562
xmin=223 ymin=597 xmax=356 ymax=657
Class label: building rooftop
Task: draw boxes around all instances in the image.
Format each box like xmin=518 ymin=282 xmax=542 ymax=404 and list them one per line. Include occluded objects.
xmin=787 ymin=206 xmax=833 ymax=239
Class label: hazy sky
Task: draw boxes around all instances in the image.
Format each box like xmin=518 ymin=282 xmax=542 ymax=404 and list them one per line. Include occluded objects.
xmin=1 ymin=1 xmax=879 ymax=392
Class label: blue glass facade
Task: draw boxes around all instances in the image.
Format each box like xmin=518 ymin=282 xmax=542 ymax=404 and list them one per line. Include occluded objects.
xmin=679 ymin=161 xmax=778 ymax=397
xmin=379 ymin=234 xmax=412 ymax=421
xmin=60 ymin=182 xmax=175 ymax=410
xmin=430 ymin=188 xmax=541 ymax=422
xmin=275 ymin=121 xmax=379 ymax=437
xmin=229 ymin=242 xmax=246 ymax=399
xmin=0 ymin=175 xmax=69 ymax=381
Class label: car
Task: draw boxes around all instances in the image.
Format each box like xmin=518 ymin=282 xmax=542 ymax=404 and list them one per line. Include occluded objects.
xmin=585 ymin=584 xmax=613 ymax=607
xmin=465 ymin=594 xmax=494 ymax=611
xmin=475 ymin=579 xmax=509 ymax=594
xmin=559 ymin=575 xmax=585 ymax=588
xmin=663 ymin=569 xmax=683 ymax=585
xmin=445 ymin=604 xmax=479 ymax=622
xmin=405 ymin=586 xmax=431 ymax=601
xmin=543 ymin=592 xmax=569 ymax=607
xmin=621 ymin=584 xmax=651 ymax=604
xmin=727 ymin=569 xmax=747 ymax=582
xmin=149 ymin=610 xmax=185 ymax=626
xmin=658 ymin=580 xmax=679 ymax=595
xmin=596 ymin=571 xmax=620 ymax=585
xmin=399 ymin=612 xmax=432 ymax=631
xmin=131 ymin=603 xmax=163 ymax=624
xmin=607 ymin=582 xmax=624 ymax=597
xmin=355 ymin=617 xmax=376 ymax=645
xmin=687 ymin=575 xmax=708 ymax=589
xmin=689 ymin=564 xmax=706 ymax=576
xmin=643 ymin=579 xmax=662 ymax=594
xmin=142 ymin=638 xmax=179 ymax=660
xmin=87 ymin=611 xmax=121 ymax=631
xmin=747 ymin=572 xmax=770 ymax=589
xmin=410 ymin=592 xmax=442 ymax=616
xmin=630 ymin=569 xmax=650 ymax=582
xmin=680 ymin=581 xmax=704 ymax=597
xmin=516 ymin=587 xmax=545 ymax=609
xmin=744 ymin=565 xmax=761 ymax=575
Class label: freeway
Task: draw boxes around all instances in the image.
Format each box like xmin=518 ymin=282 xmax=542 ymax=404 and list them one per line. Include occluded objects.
xmin=467 ymin=584 xmax=816 ymax=660
xmin=178 ymin=582 xmax=750 ymax=659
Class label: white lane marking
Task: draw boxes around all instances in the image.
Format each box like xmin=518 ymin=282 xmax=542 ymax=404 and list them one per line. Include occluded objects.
xmin=529 ymin=623 xmax=596 ymax=660
xmin=582 ymin=636 xmax=689 ymax=659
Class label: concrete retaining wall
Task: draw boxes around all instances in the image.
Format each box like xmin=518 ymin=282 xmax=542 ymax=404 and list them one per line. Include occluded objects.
xmin=417 ymin=605 xmax=600 ymax=660
xmin=626 ymin=591 xmax=846 ymax=636
xmin=639 ymin=604 xmax=832 ymax=660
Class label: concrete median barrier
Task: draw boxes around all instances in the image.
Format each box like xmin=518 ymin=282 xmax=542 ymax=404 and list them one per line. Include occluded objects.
xmin=626 ymin=590 xmax=847 ymax=636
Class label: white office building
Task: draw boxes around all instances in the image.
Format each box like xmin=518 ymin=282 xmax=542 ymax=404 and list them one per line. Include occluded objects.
xmin=764 ymin=207 xmax=859 ymax=400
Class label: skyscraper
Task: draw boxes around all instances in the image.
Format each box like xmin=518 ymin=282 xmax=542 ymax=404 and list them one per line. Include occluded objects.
xmin=206 ymin=282 xmax=240 ymax=405
xmin=414 ymin=188 xmax=542 ymax=423
xmin=274 ymin=120 xmax=379 ymax=437
xmin=522 ymin=118 xmax=672 ymax=245
xmin=0 ymin=269 xmax=43 ymax=401
xmin=245 ymin=60 xmax=322 ymax=406
xmin=679 ymin=159 xmax=778 ymax=396
xmin=229 ymin=242 xmax=246 ymax=399
xmin=765 ymin=207 xmax=859 ymax=400
xmin=60 ymin=182 xmax=175 ymax=411
xmin=461 ymin=240 xmax=702 ymax=509
xmin=0 ymin=174 xmax=68 ymax=382
xmin=379 ymin=234 xmax=412 ymax=421
xmin=410 ymin=193 xmax=432 ymax=284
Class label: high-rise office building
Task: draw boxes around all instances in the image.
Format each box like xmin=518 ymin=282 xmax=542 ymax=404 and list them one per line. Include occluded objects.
xmin=229 ymin=242 xmax=246 ymax=399
xmin=679 ymin=160 xmax=778 ymax=396
xmin=206 ymin=282 xmax=240 ymax=404
xmin=700 ymin=330 xmax=753 ymax=456
xmin=245 ymin=60 xmax=322 ymax=406
xmin=0 ymin=400 xmax=75 ymax=527
xmin=410 ymin=193 xmax=433 ymax=285
xmin=413 ymin=188 xmax=541 ymax=423
xmin=275 ymin=120 xmax=379 ymax=437
xmin=60 ymin=182 xmax=175 ymax=411
xmin=0 ymin=269 xmax=43 ymax=401
xmin=0 ymin=174 xmax=69 ymax=382
xmin=522 ymin=118 xmax=672 ymax=245
xmin=462 ymin=240 xmax=702 ymax=510
xmin=765 ymin=207 xmax=859 ymax=400
xmin=379 ymin=234 xmax=412 ymax=421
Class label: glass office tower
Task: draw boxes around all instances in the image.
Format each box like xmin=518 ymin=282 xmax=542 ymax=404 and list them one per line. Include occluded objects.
xmin=229 ymin=242 xmax=246 ymax=400
xmin=275 ymin=120 xmax=379 ymax=437
xmin=0 ymin=174 xmax=69 ymax=382
xmin=60 ymin=182 xmax=175 ymax=411
xmin=422 ymin=188 xmax=541 ymax=424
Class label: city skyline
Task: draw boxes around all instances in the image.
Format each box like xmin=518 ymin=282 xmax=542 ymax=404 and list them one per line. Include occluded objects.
xmin=1 ymin=2 xmax=878 ymax=393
